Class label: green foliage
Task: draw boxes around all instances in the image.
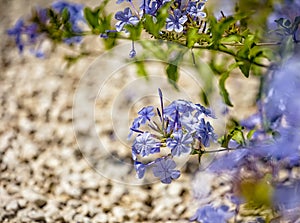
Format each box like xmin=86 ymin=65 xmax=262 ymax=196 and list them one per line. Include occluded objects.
xmin=239 ymin=175 xmax=274 ymax=209
xmin=143 ymin=3 xmax=171 ymax=38
xmin=134 ymin=61 xmax=148 ymax=78
xmin=84 ymin=0 xmax=117 ymax=49
xmin=219 ymin=123 xmax=246 ymax=149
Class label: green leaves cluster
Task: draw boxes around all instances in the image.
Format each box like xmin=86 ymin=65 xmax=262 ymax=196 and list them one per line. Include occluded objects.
xmin=84 ymin=0 xmax=117 ymax=49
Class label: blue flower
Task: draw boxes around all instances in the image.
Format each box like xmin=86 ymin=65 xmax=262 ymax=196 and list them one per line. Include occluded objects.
xmin=273 ymin=180 xmax=300 ymax=211
xmin=196 ymin=118 xmax=217 ymax=147
xmin=208 ymin=149 xmax=250 ymax=173
xmin=181 ymin=113 xmax=198 ymax=132
xmin=138 ymin=106 xmax=155 ymax=124
xmin=132 ymin=132 xmax=160 ymax=157
xmin=166 ymin=9 xmax=187 ymax=33
xmin=134 ymin=161 xmax=147 ymax=178
xmin=186 ymin=2 xmax=206 ymax=19
xmin=152 ymin=158 xmax=180 ymax=184
xmin=140 ymin=0 xmax=159 ymax=15
xmin=115 ymin=7 xmax=140 ymax=32
xmin=52 ymin=1 xmax=85 ymax=44
xmin=195 ymin=104 xmax=215 ymax=118
xmin=167 ymin=129 xmax=193 ymax=156
xmin=52 ymin=1 xmax=85 ymax=23
xmin=190 ymin=205 xmax=234 ymax=223
xmin=7 ymin=19 xmax=42 ymax=56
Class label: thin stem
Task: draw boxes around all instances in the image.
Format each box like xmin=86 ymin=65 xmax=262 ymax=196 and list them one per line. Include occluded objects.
xmin=202 ymin=147 xmax=238 ymax=153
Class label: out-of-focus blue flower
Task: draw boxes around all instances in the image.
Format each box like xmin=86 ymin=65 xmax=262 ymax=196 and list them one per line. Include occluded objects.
xmin=167 ymin=129 xmax=193 ymax=156
xmin=166 ymin=9 xmax=187 ymax=33
xmin=152 ymin=158 xmax=180 ymax=184
xmin=52 ymin=1 xmax=85 ymax=44
xmin=115 ymin=7 xmax=140 ymax=32
xmin=186 ymin=2 xmax=206 ymax=19
xmin=254 ymin=127 xmax=300 ymax=163
xmin=7 ymin=19 xmax=25 ymax=53
xmin=132 ymin=132 xmax=160 ymax=157
xmin=7 ymin=19 xmax=42 ymax=56
xmin=190 ymin=205 xmax=234 ymax=223
xmin=273 ymin=180 xmax=300 ymax=212
xmin=196 ymin=118 xmax=217 ymax=147
xmin=241 ymin=113 xmax=261 ymax=129
xmin=208 ymin=149 xmax=250 ymax=173
xmin=52 ymin=1 xmax=85 ymax=23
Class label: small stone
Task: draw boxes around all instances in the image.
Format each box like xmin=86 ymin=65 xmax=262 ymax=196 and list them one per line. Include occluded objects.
xmin=112 ymin=206 xmax=125 ymax=221
xmin=17 ymin=199 xmax=27 ymax=209
xmin=21 ymin=189 xmax=47 ymax=208
xmin=93 ymin=212 xmax=108 ymax=223
xmin=5 ymin=200 xmax=19 ymax=212
xmin=28 ymin=210 xmax=45 ymax=221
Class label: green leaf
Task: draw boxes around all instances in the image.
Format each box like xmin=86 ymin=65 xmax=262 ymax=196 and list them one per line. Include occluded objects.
xmin=143 ymin=3 xmax=170 ymax=38
xmin=135 ymin=61 xmax=148 ymax=78
xmin=219 ymin=71 xmax=233 ymax=107
xmin=166 ymin=64 xmax=179 ymax=89
xmin=125 ymin=22 xmax=142 ymax=41
xmin=61 ymin=8 xmax=70 ymax=24
xmin=236 ymin=34 xmax=255 ymax=77
xmin=247 ymin=129 xmax=255 ymax=140
xmin=84 ymin=7 xmax=100 ymax=30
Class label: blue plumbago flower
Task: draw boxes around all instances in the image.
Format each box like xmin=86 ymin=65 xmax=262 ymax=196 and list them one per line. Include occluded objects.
xmin=167 ymin=129 xmax=193 ymax=156
xmin=130 ymin=89 xmax=217 ymax=183
xmin=138 ymin=106 xmax=155 ymax=124
xmin=152 ymin=158 xmax=180 ymax=184
xmin=132 ymin=132 xmax=160 ymax=157
xmin=195 ymin=118 xmax=217 ymax=147
xmin=181 ymin=113 xmax=198 ymax=132
xmin=115 ymin=7 xmax=140 ymax=32
xmin=195 ymin=104 xmax=215 ymax=119
xmin=140 ymin=0 xmax=159 ymax=16
xmin=190 ymin=205 xmax=234 ymax=223
xmin=186 ymin=1 xmax=206 ymax=19
xmin=134 ymin=161 xmax=147 ymax=178
xmin=166 ymin=9 xmax=188 ymax=33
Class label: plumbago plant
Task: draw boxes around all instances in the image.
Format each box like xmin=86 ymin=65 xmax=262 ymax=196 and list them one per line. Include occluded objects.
xmin=7 ymin=0 xmax=300 ymax=222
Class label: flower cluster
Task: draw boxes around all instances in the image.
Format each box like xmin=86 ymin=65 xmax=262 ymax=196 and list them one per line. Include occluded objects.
xmin=115 ymin=0 xmax=207 ymax=33
xmin=200 ymin=54 xmax=300 ymax=222
xmin=113 ymin=0 xmax=208 ymax=56
xmin=129 ymin=89 xmax=217 ymax=184
xmin=7 ymin=1 xmax=85 ymax=57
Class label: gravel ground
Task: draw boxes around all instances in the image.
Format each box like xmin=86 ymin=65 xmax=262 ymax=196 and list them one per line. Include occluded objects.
xmin=0 ymin=1 xmax=263 ymax=223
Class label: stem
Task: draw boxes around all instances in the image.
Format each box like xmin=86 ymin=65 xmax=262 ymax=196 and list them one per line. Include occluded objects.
xmin=202 ymin=147 xmax=237 ymax=154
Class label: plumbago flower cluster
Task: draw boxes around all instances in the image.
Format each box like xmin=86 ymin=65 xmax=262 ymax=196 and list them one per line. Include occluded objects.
xmin=113 ymin=0 xmax=208 ymax=57
xmin=7 ymin=1 xmax=85 ymax=57
xmin=129 ymin=89 xmax=217 ymax=183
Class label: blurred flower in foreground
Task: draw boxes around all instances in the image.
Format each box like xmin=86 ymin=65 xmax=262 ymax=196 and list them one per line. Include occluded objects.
xmin=7 ymin=1 xmax=86 ymax=57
